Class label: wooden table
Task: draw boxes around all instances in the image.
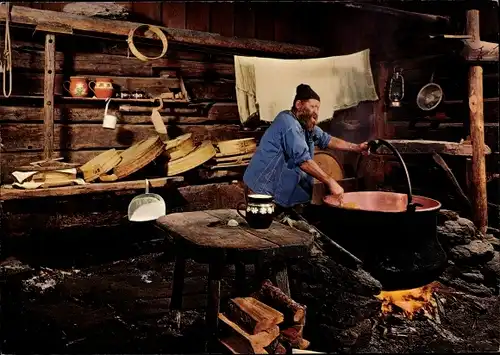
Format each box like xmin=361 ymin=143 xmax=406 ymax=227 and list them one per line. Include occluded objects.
xmin=155 ymin=209 xmax=314 ymax=346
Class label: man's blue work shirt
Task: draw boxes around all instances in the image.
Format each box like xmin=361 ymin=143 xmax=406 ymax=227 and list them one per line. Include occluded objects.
xmin=243 ymin=110 xmax=331 ymax=208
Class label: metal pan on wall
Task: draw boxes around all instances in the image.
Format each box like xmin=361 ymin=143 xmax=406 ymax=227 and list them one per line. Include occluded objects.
xmin=416 ymin=72 xmax=444 ymax=111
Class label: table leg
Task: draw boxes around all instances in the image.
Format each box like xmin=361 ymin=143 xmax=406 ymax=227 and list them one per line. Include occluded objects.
xmin=271 ymin=262 xmax=291 ymax=297
xmin=171 ymin=253 xmax=186 ymax=329
xmin=206 ymin=261 xmax=224 ymax=350
xmin=233 ymin=262 xmax=246 ymax=296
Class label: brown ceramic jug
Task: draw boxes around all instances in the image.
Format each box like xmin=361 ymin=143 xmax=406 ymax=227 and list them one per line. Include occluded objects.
xmin=89 ymin=78 xmax=114 ymax=99
xmin=63 ymin=76 xmax=89 ymax=97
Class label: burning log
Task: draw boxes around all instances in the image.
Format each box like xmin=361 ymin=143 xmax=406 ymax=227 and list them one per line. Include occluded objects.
xmin=226 ymin=297 xmax=284 ymax=335
xmin=376 ymin=282 xmax=440 ymax=320
xmin=252 ymin=280 xmax=306 ymax=324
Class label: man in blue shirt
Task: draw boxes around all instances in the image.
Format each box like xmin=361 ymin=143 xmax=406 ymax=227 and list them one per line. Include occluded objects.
xmin=243 ymin=84 xmax=369 ymax=209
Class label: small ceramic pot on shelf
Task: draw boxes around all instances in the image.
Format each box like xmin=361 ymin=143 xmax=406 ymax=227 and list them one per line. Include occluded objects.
xmin=89 ymin=77 xmax=114 ymax=99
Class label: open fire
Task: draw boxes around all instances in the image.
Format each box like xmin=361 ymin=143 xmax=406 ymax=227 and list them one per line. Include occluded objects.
xmin=376 ymin=282 xmax=440 ymax=320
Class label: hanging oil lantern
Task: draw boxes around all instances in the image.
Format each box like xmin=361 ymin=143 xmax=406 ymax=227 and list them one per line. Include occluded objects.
xmin=388 ymin=67 xmax=405 ymax=108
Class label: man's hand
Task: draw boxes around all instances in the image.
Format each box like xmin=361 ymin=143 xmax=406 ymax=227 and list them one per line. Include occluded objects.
xmin=327 ymin=178 xmax=344 ymax=200
xmin=357 ymin=141 xmax=370 ymax=156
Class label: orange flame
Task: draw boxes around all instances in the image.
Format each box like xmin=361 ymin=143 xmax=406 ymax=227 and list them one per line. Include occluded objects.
xmin=376 ymin=282 xmax=439 ymax=319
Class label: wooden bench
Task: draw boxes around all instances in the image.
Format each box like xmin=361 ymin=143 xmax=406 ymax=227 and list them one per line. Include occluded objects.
xmin=155 ymin=209 xmax=314 ymax=347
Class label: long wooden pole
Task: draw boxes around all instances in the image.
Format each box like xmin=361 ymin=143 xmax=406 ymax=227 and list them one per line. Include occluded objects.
xmin=466 ymin=9 xmax=488 ymax=234
xmin=43 ymin=33 xmax=56 ymax=160
xmin=344 ymin=2 xmax=450 ymax=24
xmin=0 ymin=5 xmax=321 ymax=57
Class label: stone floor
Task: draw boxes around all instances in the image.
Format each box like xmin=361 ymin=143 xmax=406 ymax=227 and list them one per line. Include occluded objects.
xmin=1 ymin=210 xmax=499 ymax=353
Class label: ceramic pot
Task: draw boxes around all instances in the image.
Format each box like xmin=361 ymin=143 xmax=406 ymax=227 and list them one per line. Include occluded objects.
xmin=237 ymin=194 xmax=275 ymax=229
xmin=89 ymin=78 xmax=114 ymax=99
xmin=63 ymin=76 xmax=89 ymax=97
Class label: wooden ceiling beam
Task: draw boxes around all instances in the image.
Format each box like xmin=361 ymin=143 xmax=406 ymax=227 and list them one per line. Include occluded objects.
xmin=0 ymin=5 xmax=322 ymax=57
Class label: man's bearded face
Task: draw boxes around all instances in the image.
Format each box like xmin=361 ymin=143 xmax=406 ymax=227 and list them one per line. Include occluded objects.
xmin=295 ymin=99 xmax=320 ymax=131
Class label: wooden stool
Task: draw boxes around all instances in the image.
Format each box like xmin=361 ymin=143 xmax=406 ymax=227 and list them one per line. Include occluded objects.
xmin=156 ymin=209 xmax=314 ymax=348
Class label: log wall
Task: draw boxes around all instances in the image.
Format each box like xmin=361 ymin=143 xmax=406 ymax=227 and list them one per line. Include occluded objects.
xmin=1 ymin=2 xmax=498 ymax=238
xmin=313 ymin=3 xmax=499 ymax=228
xmin=0 ymin=1 xmax=322 ymax=183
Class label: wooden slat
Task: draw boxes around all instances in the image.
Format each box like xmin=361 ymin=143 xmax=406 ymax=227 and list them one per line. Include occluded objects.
xmin=40 ymin=2 xmax=64 ymax=12
xmin=373 ymin=63 xmax=389 ymax=138
xmin=6 ymin=47 xmax=235 ymax=78
xmin=162 ymin=2 xmax=186 ymax=29
xmin=388 ymin=97 xmax=499 ymax=123
xmin=254 ymin=3 xmax=275 ymax=41
xmin=185 ymin=3 xmax=210 ymax=32
xmin=185 ymin=79 xmax=235 ymax=101
xmin=234 ymin=2 xmax=255 ymax=39
xmin=273 ymin=5 xmax=293 ymax=43
xmin=0 ymin=72 xmax=63 ymax=96
xmin=387 ymin=122 xmax=499 ymax=153
xmin=132 ymin=1 xmax=162 ymax=24
xmin=0 ymin=104 xmax=240 ymax=125
xmin=0 ymin=123 xmax=243 ymax=151
xmin=0 ymin=177 xmax=183 ymax=201
xmin=1 ymin=74 xmax=236 ymax=100
xmin=209 ymin=3 xmax=234 ymax=37
xmin=43 ymin=34 xmax=56 ymax=160
xmin=0 ymin=5 xmax=321 ymax=57
xmin=375 ymin=139 xmax=491 ymax=156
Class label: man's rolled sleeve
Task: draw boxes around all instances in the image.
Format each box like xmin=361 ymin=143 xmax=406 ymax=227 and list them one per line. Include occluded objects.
xmin=313 ymin=125 xmax=332 ymax=150
xmin=283 ymin=126 xmax=311 ymax=166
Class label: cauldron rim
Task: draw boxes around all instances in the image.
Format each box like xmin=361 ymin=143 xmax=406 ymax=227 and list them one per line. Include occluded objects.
xmin=323 ymin=191 xmax=442 ymax=213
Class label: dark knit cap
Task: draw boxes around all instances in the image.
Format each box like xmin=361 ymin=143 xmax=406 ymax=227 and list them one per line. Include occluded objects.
xmin=293 ymin=83 xmax=320 ymax=103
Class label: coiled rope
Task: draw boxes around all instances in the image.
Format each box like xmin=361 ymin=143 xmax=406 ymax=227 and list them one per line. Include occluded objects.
xmin=1 ymin=1 xmax=12 ymax=97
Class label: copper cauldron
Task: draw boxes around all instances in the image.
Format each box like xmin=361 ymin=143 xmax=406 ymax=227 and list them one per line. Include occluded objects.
xmin=321 ymin=139 xmax=447 ymax=290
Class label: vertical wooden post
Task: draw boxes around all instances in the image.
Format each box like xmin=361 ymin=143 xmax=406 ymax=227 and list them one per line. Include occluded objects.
xmin=43 ymin=34 xmax=56 ymax=160
xmin=466 ymin=9 xmax=488 ymax=234
xmin=373 ymin=62 xmax=389 ymax=139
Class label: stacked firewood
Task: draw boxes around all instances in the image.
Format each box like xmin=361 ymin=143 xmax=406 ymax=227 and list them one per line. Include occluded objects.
xmin=218 ymin=280 xmax=310 ymax=354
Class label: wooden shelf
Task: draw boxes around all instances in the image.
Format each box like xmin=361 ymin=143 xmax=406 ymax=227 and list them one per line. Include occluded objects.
xmin=0 ymin=95 xmax=190 ymax=104
xmin=0 ymin=176 xmax=184 ymax=201
xmin=59 ymin=96 xmax=190 ymax=104
xmin=443 ymin=97 xmax=499 ymax=105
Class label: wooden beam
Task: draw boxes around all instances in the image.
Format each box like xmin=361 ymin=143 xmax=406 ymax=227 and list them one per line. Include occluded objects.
xmin=375 ymin=139 xmax=492 ymax=157
xmin=466 ymin=9 xmax=488 ymax=234
xmin=372 ymin=62 xmax=389 ymax=139
xmin=0 ymin=5 xmax=321 ymax=57
xmin=344 ymin=2 xmax=450 ymax=24
xmin=43 ymin=33 xmax=56 ymax=160
xmin=0 ymin=177 xmax=184 ymax=201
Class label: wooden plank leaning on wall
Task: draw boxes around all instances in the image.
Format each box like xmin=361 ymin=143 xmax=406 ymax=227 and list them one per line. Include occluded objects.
xmin=43 ymin=33 xmax=56 ymax=160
